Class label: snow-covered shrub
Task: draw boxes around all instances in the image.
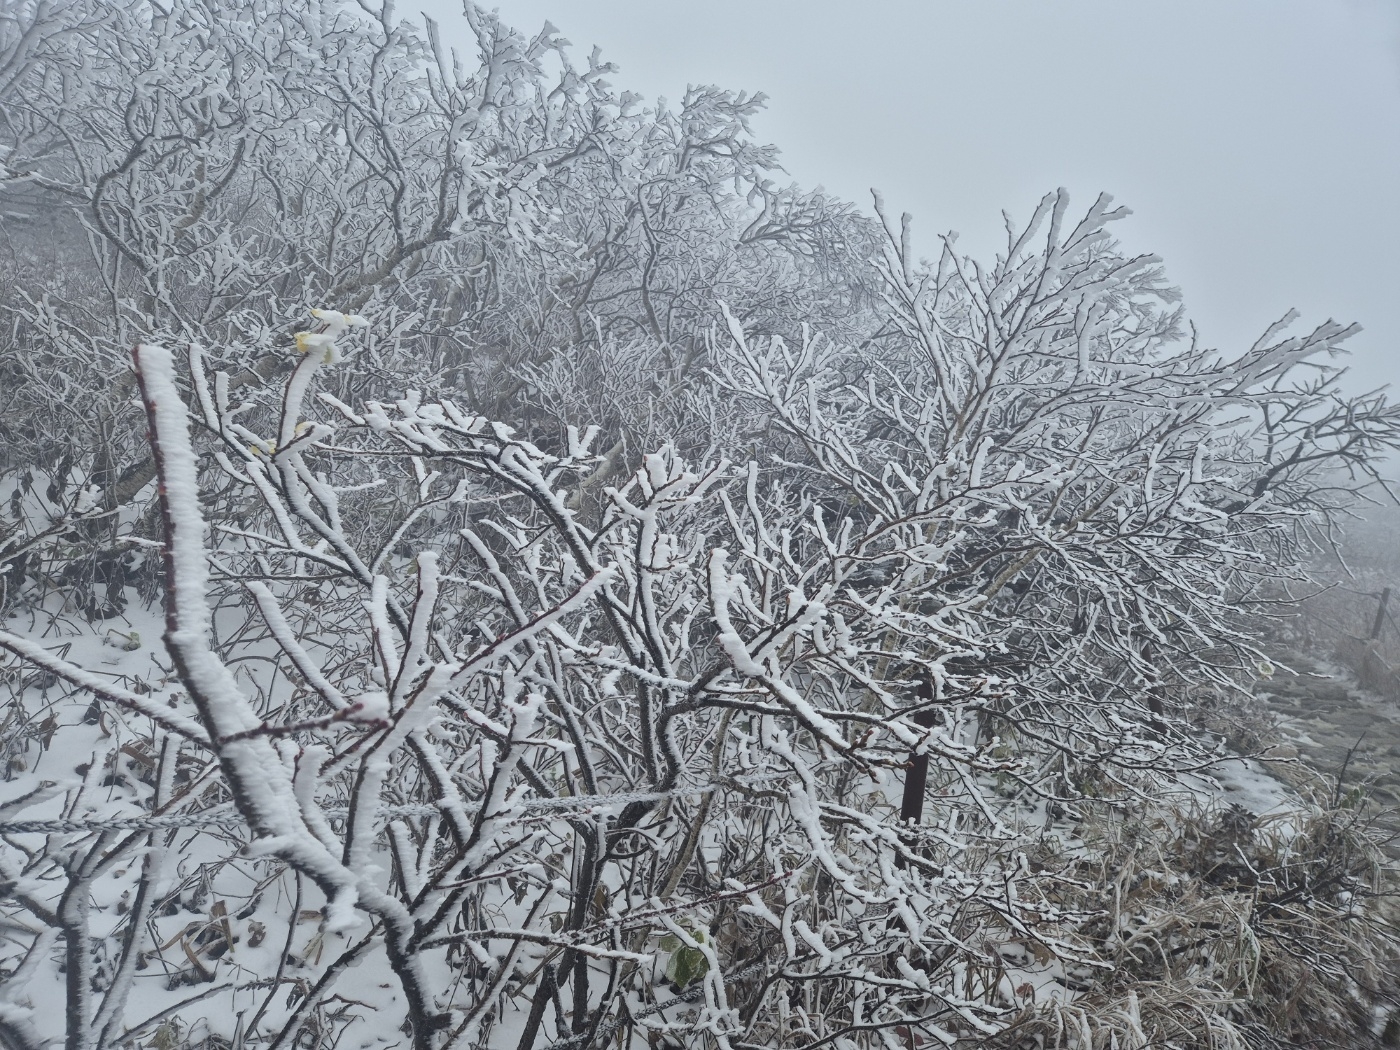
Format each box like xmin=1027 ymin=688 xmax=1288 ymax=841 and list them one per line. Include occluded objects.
xmin=4 ymin=2 xmax=1400 ymax=1050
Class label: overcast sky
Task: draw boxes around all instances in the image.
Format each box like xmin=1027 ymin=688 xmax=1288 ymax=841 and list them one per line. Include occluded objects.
xmin=419 ymin=0 xmax=1400 ymax=393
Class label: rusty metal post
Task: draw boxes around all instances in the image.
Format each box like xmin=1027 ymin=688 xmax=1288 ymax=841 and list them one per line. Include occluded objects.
xmin=1370 ymin=587 xmax=1392 ymax=640
xmin=1358 ymin=587 xmax=1393 ymax=693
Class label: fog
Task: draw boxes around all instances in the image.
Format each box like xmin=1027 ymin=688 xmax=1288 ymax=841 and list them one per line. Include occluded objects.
xmin=427 ymin=0 xmax=1400 ymax=393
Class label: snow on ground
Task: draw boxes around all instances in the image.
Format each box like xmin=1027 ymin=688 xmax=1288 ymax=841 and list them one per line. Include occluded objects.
xmin=1187 ymin=755 xmax=1300 ymax=820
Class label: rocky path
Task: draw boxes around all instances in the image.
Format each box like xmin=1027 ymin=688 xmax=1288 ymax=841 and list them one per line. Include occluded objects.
xmin=1255 ymin=649 xmax=1400 ymax=843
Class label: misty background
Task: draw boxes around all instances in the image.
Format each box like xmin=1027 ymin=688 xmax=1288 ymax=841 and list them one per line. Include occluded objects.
xmin=425 ymin=0 xmax=1400 ymax=394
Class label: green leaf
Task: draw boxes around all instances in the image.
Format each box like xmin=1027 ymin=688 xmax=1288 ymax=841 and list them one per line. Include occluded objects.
xmin=665 ymin=944 xmax=709 ymax=988
xmin=662 ymin=928 xmax=708 ymax=988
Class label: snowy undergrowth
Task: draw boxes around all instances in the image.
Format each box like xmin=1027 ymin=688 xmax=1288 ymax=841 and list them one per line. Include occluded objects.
xmin=6 ymin=601 xmax=1394 ymax=1050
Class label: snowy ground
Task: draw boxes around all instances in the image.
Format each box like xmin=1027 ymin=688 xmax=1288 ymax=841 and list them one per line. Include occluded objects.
xmin=1258 ymin=651 xmax=1400 ymax=845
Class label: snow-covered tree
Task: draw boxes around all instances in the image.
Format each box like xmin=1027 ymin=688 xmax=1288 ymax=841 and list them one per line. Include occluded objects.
xmin=3 ymin=3 xmax=1400 ymax=1050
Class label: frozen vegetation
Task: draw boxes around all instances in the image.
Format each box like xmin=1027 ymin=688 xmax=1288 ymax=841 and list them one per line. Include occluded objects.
xmin=2 ymin=2 xmax=1400 ymax=1048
